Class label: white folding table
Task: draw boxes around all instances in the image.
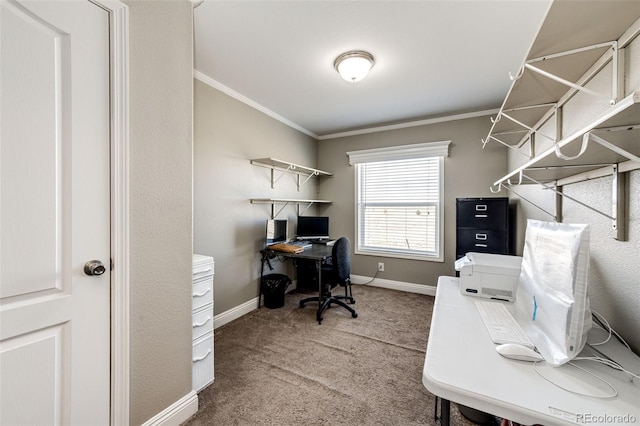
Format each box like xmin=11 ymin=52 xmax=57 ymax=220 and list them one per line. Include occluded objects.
xmin=423 ymin=276 xmax=640 ymax=426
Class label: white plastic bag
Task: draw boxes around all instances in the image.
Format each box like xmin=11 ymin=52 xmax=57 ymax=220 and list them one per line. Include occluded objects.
xmin=515 ymin=219 xmax=591 ymax=366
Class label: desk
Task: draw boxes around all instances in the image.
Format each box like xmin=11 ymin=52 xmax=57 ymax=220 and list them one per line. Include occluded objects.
xmin=423 ymin=276 xmax=640 ymax=426
xmin=260 ymin=244 xmax=333 ymax=321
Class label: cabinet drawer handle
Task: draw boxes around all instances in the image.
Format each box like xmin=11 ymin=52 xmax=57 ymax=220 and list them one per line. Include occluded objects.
xmin=193 ymin=316 xmax=212 ymax=328
xmin=475 ymin=214 xmax=488 ymax=218
xmin=193 ymin=349 xmax=212 ymax=362
xmin=475 ymin=205 xmax=488 ymax=211
xmin=475 ymin=233 xmax=487 ymax=240
xmin=193 ymin=288 xmax=211 ymax=298
xmin=475 ymin=243 xmax=488 ymax=248
xmin=194 ymin=266 xmax=213 ymax=274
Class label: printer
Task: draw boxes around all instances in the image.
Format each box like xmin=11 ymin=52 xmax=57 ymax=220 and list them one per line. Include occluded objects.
xmin=454 ymin=252 xmax=522 ymax=302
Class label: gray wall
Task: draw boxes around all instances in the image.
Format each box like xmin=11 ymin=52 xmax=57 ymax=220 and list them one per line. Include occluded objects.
xmin=191 ymin=2 xmax=639 ymax=388
xmin=193 ymin=79 xmax=318 ymax=314
xmin=116 ymin=2 xmax=638 ymax=422
xmin=125 ymin=1 xmax=194 ymax=424
xmin=507 ymin=32 xmax=640 ymax=352
xmin=317 ymin=116 xmax=506 ymax=286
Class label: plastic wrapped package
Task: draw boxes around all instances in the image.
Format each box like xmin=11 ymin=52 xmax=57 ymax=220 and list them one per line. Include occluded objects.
xmin=515 ymin=219 xmax=592 ymax=367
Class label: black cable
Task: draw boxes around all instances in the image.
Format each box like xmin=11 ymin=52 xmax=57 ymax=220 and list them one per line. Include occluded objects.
xmin=359 ymin=268 xmax=380 ymax=285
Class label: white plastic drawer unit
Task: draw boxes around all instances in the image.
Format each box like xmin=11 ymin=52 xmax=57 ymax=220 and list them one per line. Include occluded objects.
xmin=192 ymin=277 xmax=214 ymax=310
xmin=193 ymin=254 xmax=215 ymax=280
xmin=192 ymin=332 xmax=214 ymax=392
xmin=192 ymin=254 xmax=214 ymax=392
xmin=193 ymin=253 xmax=214 ymax=311
xmin=192 ymin=305 xmax=214 ymax=341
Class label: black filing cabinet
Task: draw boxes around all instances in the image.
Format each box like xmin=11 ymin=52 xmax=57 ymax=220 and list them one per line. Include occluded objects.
xmin=456 ymin=197 xmax=514 ymax=259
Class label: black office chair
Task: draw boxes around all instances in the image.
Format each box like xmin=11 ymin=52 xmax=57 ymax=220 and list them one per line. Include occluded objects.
xmin=299 ymin=237 xmax=358 ymax=324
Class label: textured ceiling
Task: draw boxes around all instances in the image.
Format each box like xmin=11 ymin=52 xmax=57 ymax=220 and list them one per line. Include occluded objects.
xmin=194 ymin=1 xmax=553 ymax=138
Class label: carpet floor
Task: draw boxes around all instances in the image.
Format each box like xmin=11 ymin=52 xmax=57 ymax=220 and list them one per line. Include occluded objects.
xmin=182 ymin=285 xmax=483 ymax=426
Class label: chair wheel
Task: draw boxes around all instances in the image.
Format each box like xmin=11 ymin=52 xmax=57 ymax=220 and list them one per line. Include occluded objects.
xmin=352 ymin=312 xmax=358 ymax=318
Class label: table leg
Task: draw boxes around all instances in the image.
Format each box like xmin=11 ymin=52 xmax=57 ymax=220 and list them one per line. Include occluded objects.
xmin=315 ymin=259 xmax=323 ymax=323
xmin=258 ymin=256 xmax=265 ymax=309
xmin=434 ymin=396 xmax=450 ymax=426
xmin=441 ymin=399 xmax=450 ymax=425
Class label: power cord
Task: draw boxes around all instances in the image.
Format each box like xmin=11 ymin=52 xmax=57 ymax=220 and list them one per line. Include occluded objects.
xmin=573 ymin=356 xmax=640 ymax=382
xmin=531 ymin=310 xmax=639 ymax=399
xmin=531 ymin=359 xmax=619 ymax=399
xmin=359 ymin=268 xmax=380 ymax=285
xmin=590 ymin=310 xmax=633 ymax=351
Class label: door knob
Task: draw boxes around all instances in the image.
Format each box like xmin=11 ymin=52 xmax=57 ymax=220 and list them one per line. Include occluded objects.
xmin=84 ymin=260 xmax=106 ymax=276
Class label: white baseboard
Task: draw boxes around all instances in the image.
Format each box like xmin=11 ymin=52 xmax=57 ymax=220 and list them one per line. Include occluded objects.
xmin=213 ymin=277 xmax=435 ymax=330
xmin=214 ymin=297 xmax=258 ymax=329
xmin=350 ymin=275 xmax=437 ymax=296
xmin=141 ymin=391 xmax=198 ymax=426
xmin=213 ymin=280 xmax=299 ymax=329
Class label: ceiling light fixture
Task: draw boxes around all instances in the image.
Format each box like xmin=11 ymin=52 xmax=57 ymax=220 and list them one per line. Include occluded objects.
xmin=334 ymin=50 xmax=375 ymax=83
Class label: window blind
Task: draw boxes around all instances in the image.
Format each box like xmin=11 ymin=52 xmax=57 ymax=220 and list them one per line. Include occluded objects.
xmin=356 ymin=157 xmax=442 ymax=259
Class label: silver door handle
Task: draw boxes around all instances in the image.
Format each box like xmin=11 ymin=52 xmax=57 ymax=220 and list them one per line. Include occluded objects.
xmin=84 ymin=260 xmax=106 ymax=276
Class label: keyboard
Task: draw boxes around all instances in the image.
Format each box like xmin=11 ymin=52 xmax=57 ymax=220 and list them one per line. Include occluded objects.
xmin=474 ymin=300 xmax=535 ymax=349
xmin=288 ymin=241 xmax=312 ymax=249
xmin=310 ymin=238 xmax=333 ymax=245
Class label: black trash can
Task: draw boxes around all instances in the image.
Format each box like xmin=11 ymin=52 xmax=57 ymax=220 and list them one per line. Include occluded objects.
xmin=261 ymin=274 xmax=291 ymax=309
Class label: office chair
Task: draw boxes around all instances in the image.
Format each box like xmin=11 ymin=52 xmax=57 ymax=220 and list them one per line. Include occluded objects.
xmin=299 ymin=237 xmax=358 ymax=324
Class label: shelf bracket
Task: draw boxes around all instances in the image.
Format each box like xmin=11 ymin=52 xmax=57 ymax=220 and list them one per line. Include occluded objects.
xmin=524 ymin=41 xmax=618 ymax=105
xmin=588 ymin=132 xmax=640 ymax=164
xmin=612 ymin=164 xmax=626 ymax=241
xmin=524 ymin=62 xmax=616 ymax=105
xmin=529 ymin=132 xmax=536 ymax=158
xmin=482 ymin=133 xmax=532 ymax=159
xmin=252 ymin=159 xmax=331 ymax=192
xmin=523 ymin=173 xmax=617 ymax=222
xmin=483 ymin=103 xmax=557 ymax=149
xmin=297 ymin=170 xmax=320 ymax=191
xmin=271 ymin=201 xmax=290 ymax=219
xmin=555 ymin=185 xmax=563 ymax=223
xmin=270 ymin=164 xmax=296 ymax=189
xmin=503 ymin=184 xmax=557 ymax=220
xmin=500 ymin=111 xmax=556 ymax=144
xmin=297 ymin=202 xmax=314 ymax=216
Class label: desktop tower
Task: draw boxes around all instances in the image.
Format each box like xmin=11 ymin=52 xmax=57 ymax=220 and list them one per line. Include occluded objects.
xmin=295 ymin=259 xmax=319 ymax=290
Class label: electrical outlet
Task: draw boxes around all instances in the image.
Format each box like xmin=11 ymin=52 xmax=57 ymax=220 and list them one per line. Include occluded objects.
xmin=378 ymin=262 xmax=384 ymax=272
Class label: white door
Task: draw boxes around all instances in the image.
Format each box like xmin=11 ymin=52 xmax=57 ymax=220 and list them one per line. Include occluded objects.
xmin=0 ymin=1 xmax=111 ymax=424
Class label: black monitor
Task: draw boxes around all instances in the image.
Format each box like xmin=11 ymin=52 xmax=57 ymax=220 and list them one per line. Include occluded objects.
xmin=296 ymin=216 xmax=329 ymax=239
xmin=266 ymin=219 xmax=287 ymax=245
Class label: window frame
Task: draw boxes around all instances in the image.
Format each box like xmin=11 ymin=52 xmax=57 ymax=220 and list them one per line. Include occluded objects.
xmin=347 ymin=141 xmax=450 ymax=262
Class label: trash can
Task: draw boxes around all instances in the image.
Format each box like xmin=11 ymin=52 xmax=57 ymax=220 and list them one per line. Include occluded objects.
xmin=261 ymin=273 xmax=291 ymax=309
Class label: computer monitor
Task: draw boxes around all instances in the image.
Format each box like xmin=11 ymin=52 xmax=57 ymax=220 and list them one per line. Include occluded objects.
xmin=266 ymin=219 xmax=287 ymax=246
xmin=296 ymin=216 xmax=329 ymax=240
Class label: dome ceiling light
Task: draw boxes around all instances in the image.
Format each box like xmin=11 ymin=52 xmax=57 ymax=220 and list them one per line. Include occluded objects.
xmin=334 ymin=50 xmax=375 ymax=83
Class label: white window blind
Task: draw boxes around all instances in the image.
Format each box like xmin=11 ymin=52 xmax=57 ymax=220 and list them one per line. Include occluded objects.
xmin=348 ymin=142 xmax=449 ymax=261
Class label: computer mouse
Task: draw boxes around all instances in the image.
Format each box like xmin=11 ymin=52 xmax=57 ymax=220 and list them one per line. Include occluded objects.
xmin=496 ymin=344 xmax=544 ymax=362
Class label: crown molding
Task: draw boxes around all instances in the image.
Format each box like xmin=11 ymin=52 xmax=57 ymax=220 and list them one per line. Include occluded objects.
xmin=318 ymin=109 xmax=500 ymax=140
xmin=193 ymin=70 xmax=318 ymax=139
xmin=194 ymin=69 xmax=499 ymax=141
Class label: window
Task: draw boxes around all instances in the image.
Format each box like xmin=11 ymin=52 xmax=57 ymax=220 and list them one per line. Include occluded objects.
xmin=347 ymin=141 xmax=450 ymax=261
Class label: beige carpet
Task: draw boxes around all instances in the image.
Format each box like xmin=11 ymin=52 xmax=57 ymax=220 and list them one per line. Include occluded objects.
xmin=183 ymin=285 xmax=485 ymax=425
